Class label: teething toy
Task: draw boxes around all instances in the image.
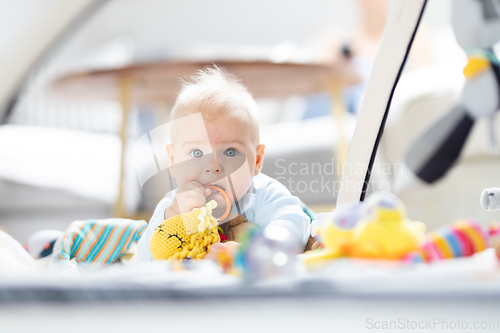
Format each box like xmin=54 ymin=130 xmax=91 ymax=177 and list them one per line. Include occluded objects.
xmin=204 ymin=184 xmax=231 ymax=221
xmin=150 ymin=200 xmax=220 ymax=260
xmin=149 ymin=185 xmax=231 ymax=260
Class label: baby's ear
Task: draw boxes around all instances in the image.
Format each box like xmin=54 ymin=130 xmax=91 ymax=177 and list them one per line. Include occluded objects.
xmin=166 ymin=144 xmax=175 ymax=177
xmin=254 ymin=144 xmax=265 ymax=176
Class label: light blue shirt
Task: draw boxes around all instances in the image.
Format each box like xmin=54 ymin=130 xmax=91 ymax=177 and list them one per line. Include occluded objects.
xmin=137 ymin=173 xmax=311 ymax=261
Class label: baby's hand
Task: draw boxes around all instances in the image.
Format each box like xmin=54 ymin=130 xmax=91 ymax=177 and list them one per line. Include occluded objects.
xmin=165 ymin=181 xmax=211 ymax=218
xmin=205 ymin=241 xmax=240 ymax=260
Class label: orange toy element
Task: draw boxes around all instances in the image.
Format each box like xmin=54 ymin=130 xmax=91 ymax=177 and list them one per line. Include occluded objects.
xmin=204 ymin=185 xmax=231 ymax=221
xmin=216 ymin=247 xmax=234 ymax=273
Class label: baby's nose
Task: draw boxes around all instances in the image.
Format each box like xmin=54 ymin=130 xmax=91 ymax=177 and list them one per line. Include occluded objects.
xmin=205 ymin=160 xmax=222 ymax=173
xmin=205 ymin=165 xmax=220 ymax=173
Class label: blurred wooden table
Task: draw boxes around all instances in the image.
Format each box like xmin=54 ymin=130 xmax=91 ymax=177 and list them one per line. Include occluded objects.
xmin=50 ymin=59 xmax=360 ymax=218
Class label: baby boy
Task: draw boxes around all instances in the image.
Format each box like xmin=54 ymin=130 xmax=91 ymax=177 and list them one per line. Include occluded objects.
xmin=137 ymin=66 xmax=310 ymax=260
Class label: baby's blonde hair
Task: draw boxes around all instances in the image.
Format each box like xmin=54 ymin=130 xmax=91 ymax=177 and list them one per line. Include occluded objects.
xmin=170 ymin=65 xmax=260 ymax=144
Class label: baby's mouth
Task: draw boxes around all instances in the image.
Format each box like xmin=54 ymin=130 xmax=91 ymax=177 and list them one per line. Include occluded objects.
xmin=205 ymin=183 xmax=230 ymax=206
xmin=208 ymin=192 xmax=222 ymax=204
xmin=206 ymin=183 xmax=226 ymax=194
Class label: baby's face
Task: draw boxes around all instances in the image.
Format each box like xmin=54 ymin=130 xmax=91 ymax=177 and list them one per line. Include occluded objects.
xmin=167 ymin=112 xmax=264 ymax=218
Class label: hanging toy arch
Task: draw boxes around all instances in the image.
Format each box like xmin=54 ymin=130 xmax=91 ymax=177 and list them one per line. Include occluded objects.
xmin=337 ymin=0 xmax=428 ymax=204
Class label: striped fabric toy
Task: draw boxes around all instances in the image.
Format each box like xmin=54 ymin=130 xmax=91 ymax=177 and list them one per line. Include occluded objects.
xmin=422 ymin=219 xmax=489 ymax=261
xmin=60 ymin=218 xmax=147 ymax=271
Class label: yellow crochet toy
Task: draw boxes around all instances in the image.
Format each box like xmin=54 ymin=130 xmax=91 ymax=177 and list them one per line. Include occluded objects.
xmin=150 ymin=200 xmax=221 ymax=260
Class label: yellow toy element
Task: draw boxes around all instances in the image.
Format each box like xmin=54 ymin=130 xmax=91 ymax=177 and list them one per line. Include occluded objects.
xmin=463 ymin=55 xmax=490 ymax=79
xmin=302 ymin=193 xmax=426 ymax=266
xmin=150 ymin=200 xmax=220 ymax=260
xmin=351 ymin=207 xmax=426 ymax=260
xmin=320 ymin=223 xmax=353 ymax=250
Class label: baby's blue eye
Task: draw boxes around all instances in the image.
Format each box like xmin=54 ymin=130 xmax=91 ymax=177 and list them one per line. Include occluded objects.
xmin=190 ymin=149 xmax=203 ymax=158
xmin=224 ymin=149 xmax=237 ymax=157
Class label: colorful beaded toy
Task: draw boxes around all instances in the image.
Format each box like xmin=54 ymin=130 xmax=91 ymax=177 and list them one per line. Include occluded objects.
xmin=420 ymin=219 xmax=489 ymax=261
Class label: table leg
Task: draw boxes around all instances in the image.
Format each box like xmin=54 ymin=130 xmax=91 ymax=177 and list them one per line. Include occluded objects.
xmin=329 ymin=83 xmax=349 ymax=182
xmin=132 ymin=101 xmax=172 ymax=221
xmin=114 ymin=75 xmax=131 ymax=218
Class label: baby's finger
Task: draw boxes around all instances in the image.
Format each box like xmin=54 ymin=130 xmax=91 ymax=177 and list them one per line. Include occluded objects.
xmin=191 ymin=195 xmax=207 ymax=208
xmin=177 ymin=181 xmax=201 ymax=192
xmin=210 ymin=242 xmax=225 ymax=252
xmin=205 ymin=242 xmax=225 ymax=260
xmin=204 ymin=187 xmax=212 ymax=198
xmin=174 ymin=190 xmax=206 ymax=213
xmin=222 ymin=241 xmax=240 ymax=252
xmin=206 ymin=241 xmax=239 ymax=260
xmin=182 ymin=195 xmax=206 ymax=209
